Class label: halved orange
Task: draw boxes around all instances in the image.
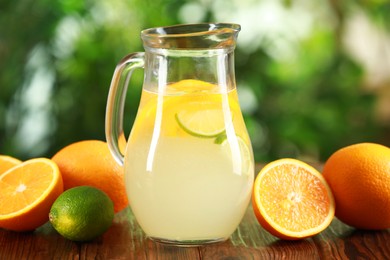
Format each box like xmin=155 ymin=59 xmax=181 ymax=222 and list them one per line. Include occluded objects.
xmin=0 ymin=155 xmax=22 ymax=176
xmin=0 ymin=158 xmax=63 ymax=231
xmin=252 ymin=158 xmax=335 ymax=240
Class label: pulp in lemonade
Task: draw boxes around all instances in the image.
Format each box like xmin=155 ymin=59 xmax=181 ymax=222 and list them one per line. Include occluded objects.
xmin=125 ymin=80 xmax=254 ymax=242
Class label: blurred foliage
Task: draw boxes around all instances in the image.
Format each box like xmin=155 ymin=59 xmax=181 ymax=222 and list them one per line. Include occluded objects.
xmin=1 ymin=0 xmax=389 ymax=162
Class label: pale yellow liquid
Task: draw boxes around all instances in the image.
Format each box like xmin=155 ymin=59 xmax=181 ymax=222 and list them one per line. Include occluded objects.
xmin=125 ymin=80 xmax=254 ymax=243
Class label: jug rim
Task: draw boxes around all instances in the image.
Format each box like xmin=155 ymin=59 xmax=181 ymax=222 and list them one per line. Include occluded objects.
xmin=141 ymin=23 xmax=241 ymax=49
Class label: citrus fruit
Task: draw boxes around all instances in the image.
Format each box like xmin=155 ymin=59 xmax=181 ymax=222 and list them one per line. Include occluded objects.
xmin=171 ymin=81 xmax=239 ymax=138
xmin=168 ymin=79 xmax=217 ymax=93
xmin=51 ymin=140 xmax=128 ymax=213
xmin=252 ymin=158 xmax=335 ymax=240
xmin=219 ymin=136 xmax=253 ymax=176
xmin=49 ymin=186 xmax=114 ymax=241
xmin=131 ymin=79 xmax=242 ymax=139
xmin=175 ymin=106 xmax=226 ymax=138
xmin=0 ymin=155 xmax=22 ymax=176
xmin=322 ymin=142 xmax=390 ymax=230
xmin=0 ymin=158 xmax=63 ymax=231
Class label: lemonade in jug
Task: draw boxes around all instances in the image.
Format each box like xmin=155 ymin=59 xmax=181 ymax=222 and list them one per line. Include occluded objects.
xmin=105 ymin=23 xmax=254 ymax=245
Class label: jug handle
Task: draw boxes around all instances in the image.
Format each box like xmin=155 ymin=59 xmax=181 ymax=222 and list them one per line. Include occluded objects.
xmin=105 ymin=52 xmax=145 ymax=166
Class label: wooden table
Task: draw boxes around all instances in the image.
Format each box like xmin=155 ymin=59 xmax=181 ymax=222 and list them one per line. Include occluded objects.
xmin=1 ymin=206 xmax=390 ymax=259
xmin=1 ymin=164 xmax=390 ymax=259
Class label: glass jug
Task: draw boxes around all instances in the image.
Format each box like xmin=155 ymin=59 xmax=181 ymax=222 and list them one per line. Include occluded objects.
xmin=105 ymin=23 xmax=254 ymax=246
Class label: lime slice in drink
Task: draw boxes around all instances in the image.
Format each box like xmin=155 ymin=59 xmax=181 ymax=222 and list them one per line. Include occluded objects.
xmin=221 ymin=136 xmax=253 ymax=176
xmin=175 ymin=107 xmax=226 ymax=138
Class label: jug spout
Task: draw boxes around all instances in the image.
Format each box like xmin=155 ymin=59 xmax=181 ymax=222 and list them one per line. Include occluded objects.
xmin=141 ymin=23 xmax=240 ymax=50
xmin=141 ymin=23 xmax=240 ymax=92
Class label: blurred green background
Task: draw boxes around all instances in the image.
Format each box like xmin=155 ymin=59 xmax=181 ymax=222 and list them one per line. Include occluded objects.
xmin=1 ymin=0 xmax=390 ymax=162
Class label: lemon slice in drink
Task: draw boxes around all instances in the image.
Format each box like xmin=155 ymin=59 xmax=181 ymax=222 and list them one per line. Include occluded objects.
xmin=220 ymin=136 xmax=253 ymax=176
xmin=175 ymin=107 xmax=226 ymax=138
xmin=168 ymin=79 xmax=217 ymax=94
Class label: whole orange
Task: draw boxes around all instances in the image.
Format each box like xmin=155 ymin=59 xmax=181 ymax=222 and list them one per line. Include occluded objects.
xmin=52 ymin=140 xmax=128 ymax=213
xmin=322 ymin=143 xmax=390 ymax=229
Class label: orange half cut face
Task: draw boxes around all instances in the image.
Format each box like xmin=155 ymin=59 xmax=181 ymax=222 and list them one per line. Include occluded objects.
xmin=252 ymin=158 xmax=335 ymax=240
xmin=0 ymin=158 xmax=63 ymax=231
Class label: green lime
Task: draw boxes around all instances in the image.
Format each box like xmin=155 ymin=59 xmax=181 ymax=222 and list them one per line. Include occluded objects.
xmin=49 ymin=186 xmax=114 ymax=242
xmin=175 ymin=108 xmax=226 ymax=138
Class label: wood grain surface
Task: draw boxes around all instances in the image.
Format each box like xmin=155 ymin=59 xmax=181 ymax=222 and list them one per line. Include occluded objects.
xmin=1 ymin=206 xmax=390 ymax=259
xmin=1 ymin=164 xmax=390 ymax=259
